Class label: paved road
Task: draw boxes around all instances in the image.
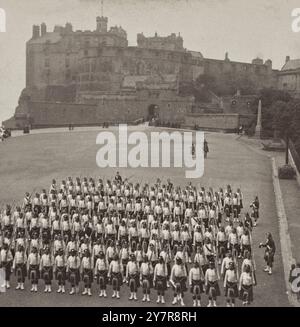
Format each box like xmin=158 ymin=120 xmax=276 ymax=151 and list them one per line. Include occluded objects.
xmin=0 ymin=128 xmax=290 ymax=306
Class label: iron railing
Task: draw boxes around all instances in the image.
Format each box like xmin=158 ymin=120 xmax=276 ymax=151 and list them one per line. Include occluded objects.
xmin=290 ymin=139 xmax=300 ymax=173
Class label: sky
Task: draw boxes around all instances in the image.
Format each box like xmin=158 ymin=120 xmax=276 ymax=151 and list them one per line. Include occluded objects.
xmin=1 ymin=0 xmax=300 ymax=123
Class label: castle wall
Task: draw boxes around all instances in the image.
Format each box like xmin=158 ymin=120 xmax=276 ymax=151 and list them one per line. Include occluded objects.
xmin=184 ymin=113 xmax=239 ymax=131
xmin=25 ymin=94 xmax=193 ymax=127
xmin=203 ymin=58 xmax=278 ymax=90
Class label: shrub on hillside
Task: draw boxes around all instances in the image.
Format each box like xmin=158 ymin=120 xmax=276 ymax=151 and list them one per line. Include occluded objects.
xmin=278 ymin=164 xmax=296 ymax=180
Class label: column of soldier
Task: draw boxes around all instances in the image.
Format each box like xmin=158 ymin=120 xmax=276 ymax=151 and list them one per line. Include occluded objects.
xmin=0 ymin=173 xmax=259 ymax=307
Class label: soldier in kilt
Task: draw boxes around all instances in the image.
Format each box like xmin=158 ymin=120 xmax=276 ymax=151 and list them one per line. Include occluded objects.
xmin=40 ymin=247 xmax=53 ymax=293
xmin=13 ymin=245 xmax=27 ymax=290
xmin=54 ymin=248 xmax=66 ymax=293
xmin=189 ymin=262 xmax=204 ymax=307
xmin=27 ymin=246 xmax=40 ymax=292
xmin=126 ymin=254 xmax=140 ymax=301
xmin=80 ymin=249 xmax=93 ymax=296
xmin=153 ymin=256 xmax=168 ymax=304
xmin=170 ymin=257 xmax=187 ymax=306
xmin=140 ymin=255 xmax=153 ymax=302
xmin=0 ymin=243 xmax=13 ymax=289
xmin=108 ymin=254 xmax=123 ymax=299
xmin=67 ymin=249 xmax=81 ymax=295
xmin=223 ymin=262 xmax=239 ymax=307
xmin=239 ymin=264 xmax=254 ymax=305
xmin=95 ymin=251 xmax=108 ymax=297
xmin=205 ymin=261 xmax=221 ymax=307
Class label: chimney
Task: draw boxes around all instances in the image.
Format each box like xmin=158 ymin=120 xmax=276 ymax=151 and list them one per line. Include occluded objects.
xmin=286 ymin=56 xmax=290 ymax=63
xmin=65 ymin=23 xmax=73 ymax=33
xmin=225 ymin=52 xmax=229 ymax=61
xmin=41 ymin=23 xmax=47 ymax=37
xmin=32 ymin=25 xmax=40 ymax=39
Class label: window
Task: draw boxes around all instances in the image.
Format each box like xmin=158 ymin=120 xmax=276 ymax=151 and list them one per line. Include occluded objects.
xmin=45 ymin=58 xmax=50 ymax=68
xmin=84 ymin=50 xmax=88 ymax=56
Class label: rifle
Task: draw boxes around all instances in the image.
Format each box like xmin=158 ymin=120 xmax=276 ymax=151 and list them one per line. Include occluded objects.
xmin=249 ymin=231 xmax=257 ymax=285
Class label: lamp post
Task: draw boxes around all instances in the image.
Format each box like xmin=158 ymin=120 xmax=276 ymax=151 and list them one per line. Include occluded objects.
xmin=285 ymin=132 xmax=289 ymax=165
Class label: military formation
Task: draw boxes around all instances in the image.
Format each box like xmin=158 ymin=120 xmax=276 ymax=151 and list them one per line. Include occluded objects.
xmin=0 ymin=173 xmax=267 ymax=307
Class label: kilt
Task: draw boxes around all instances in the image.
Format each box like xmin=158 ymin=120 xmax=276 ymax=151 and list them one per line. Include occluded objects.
xmin=218 ymin=241 xmax=227 ymax=254
xmin=172 ymin=276 xmax=187 ymax=292
xmin=99 ymin=209 xmax=106 ymax=216
xmin=233 ymin=205 xmax=239 ymax=216
xmin=128 ymin=273 xmax=140 ymax=288
xmin=68 ymin=268 xmax=80 ymax=284
xmin=141 ymin=275 xmax=153 ymax=289
xmin=82 ymin=269 xmax=93 ymax=284
xmin=28 ymin=265 xmax=40 ymax=281
xmin=42 ymin=266 xmax=53 ymax=281
xmin=190 ymin=279 xmax=204 ymax=294
xmin=241 ymin=244 xmax=251 ymax=254
xmin=252 ymin=209 xmax=259 ymax=219
xmin=239 ymin=284 xmax=253 ymax=303
xmin=130 ymin=236 xmax=139 ymax=246
xmin=110 ymin=272 xmax=123 ymax=286
xmin=52 ymin=229 xmax=61 ymax=238
xmin=224 ymin=204 xmax=232 ymax=215
xmin=15 ymin=263 xmax=27 ymax=278
xmin=97 ymin=270 xmax=108 ymax=285
xmin=225 ymin=281 xmax=239 ymax=298
xmin=205 ymin=280 xmax=221 ymax=296
xmin=264 ymin=250 xmax=274 ymax=266
xmin=55 ymin=267 xmax=66 ymax=281
xmin=122 ymin=258 xmax=129 ymax=267
xmin=3 ymin=225 xmax=13 ymax=235
xmin=154 ymin=275 xmax=167 ymax=291
xmin=0 ymin=261 xmax=12 ymax=280
xmin=106 ymin=234 xmax=116 ymax=243
xmin=16 ymin=227 xmax=25 ymax=235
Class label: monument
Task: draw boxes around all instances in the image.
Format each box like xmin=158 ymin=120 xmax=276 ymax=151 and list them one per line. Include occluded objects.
xmin=255 ymin=99 xmax=262 ymax=138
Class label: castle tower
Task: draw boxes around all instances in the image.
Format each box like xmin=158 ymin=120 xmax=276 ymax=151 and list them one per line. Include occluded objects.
xmin=41 ymin=23 xmax=47 ymax=37
xmin=32 ymin=25 xmax=40 ymax=39
xmin=96 ymin=16 xmax=108 ymax=32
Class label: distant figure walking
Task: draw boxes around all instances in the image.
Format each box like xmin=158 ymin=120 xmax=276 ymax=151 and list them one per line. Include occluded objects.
xmin=191 ymin=143 xmax=195 ymax=156
xmin=204 ymin=139 xmax=209 ymax=159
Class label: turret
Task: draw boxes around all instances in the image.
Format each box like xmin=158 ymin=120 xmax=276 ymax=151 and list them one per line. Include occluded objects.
xmin=65 ymin=22 xmax=73 ymax=34
xmin=32 ymin=25 xmax=40 ymax=39
xmin=41 ymin=23 xmax=47 ymax=37
xmin=265 ymin=59 xmax=272 ymax=69
xmin=96 ymin=16 xmax=108 ymax=33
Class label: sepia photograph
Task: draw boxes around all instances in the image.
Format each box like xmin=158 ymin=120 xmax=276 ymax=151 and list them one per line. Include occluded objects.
xmin=0 ymin=0 xmax=300 ymax=313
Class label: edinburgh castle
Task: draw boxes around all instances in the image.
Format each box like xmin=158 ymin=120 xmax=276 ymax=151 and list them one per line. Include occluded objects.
xmin=4 ymin=15 xmax=297 ymax=131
